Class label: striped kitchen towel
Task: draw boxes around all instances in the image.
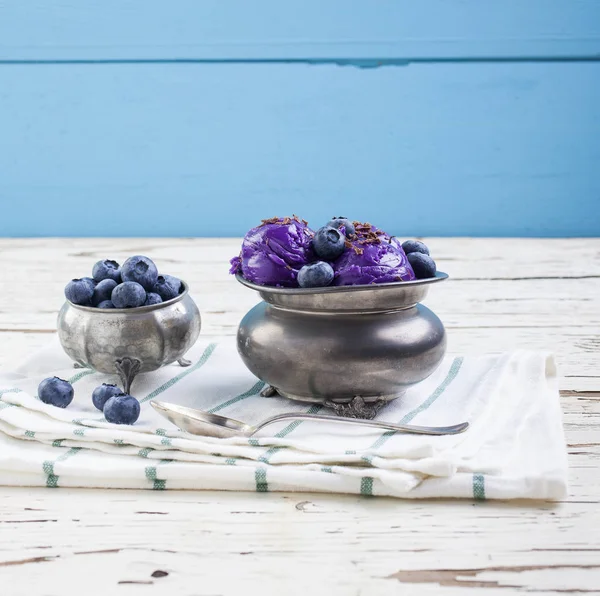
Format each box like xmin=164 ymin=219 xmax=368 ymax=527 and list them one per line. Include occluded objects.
xmin=0 ymin=337 xmax=567 ymax=500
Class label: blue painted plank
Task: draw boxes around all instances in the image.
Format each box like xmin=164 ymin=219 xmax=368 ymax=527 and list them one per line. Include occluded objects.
xmin=1 ymin=0 xmax=600 ymax=61
xmin=0 ymin=61 xmax=598 ymax=237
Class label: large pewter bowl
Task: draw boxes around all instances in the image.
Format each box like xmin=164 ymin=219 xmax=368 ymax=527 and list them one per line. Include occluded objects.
xmin=236 ymin=273 xmax=448 ymax=418
xmin=57 ymin=281 xmax=201 ymax=393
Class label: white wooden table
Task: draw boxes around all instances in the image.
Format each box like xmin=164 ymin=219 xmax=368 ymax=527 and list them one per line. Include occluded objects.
xmin=0 ymin=238 xmax=598 ymax=595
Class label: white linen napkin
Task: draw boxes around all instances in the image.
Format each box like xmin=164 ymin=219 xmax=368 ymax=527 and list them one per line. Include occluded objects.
xmin=0 ymin=337 xmax=568 ymax=500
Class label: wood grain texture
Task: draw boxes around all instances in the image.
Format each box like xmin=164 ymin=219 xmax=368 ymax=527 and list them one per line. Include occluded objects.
xmin=0 ymin=237 xmax=598 ymax=594
xmin=1 ymin=0 xmax=599 ymax=61
xmin=1 ymin=63 xmax=599 ymax=237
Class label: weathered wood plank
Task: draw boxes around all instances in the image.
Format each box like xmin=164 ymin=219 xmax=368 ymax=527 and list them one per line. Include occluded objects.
xmin=1 ymin=0 xmax=599 ymax=61
xmin=1 ymin=62 xmax=599 ymax=237
xmin=0 ymin=482 xmax=598 ymax=594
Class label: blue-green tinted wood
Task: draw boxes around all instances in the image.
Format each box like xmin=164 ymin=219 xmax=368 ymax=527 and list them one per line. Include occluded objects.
xmin=0 ymin=62 xmax=598 ymax=237
xmin=1 ymin=0 xmax=600 ymax=61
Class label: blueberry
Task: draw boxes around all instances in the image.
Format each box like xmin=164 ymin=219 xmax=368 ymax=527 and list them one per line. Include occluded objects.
xmin=121 ymin=255 xmax=158 ymax=291
xmin=104 ymin=393 xmax=141 ymax=425
xmin=144 ymin=292 xmax=163 ymax=306
xmin=401 ymin=240 xmax=430 ymax=256
xmin=313 ymin=226 xmax=346 ymax=260
xmin=163 ymin=274 xmax=183 ymax=294
xmin=327 ymin=217 xmax=355 ymax=238
xmin=38 ymin=377 xmax=74 ymax=408
xmin=298 ymin=261 xmax=335 ymax=288
xmin=153 ymin=275 xmax=179 ymax=301
xmin=92 ymin=279 xmax=118 ymax=306
xmin=92 ymin=383 xmax=123 ymax=411
xmin=408 ymin=252 xmax=437 ymax=279
xmin=64 ymin=278 xmax=95 ymax=306
xmin=92 ymin=259 xmax=121 ymax=283
xmin=111 ymin=281 xmax=147 ymax=308
xmin=97 ymin=300 xmax=115 ymax=309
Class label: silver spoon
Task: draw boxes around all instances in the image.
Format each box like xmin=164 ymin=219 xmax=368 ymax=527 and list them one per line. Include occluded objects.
xmin=151 ymin=400 xmax=469 ymax=439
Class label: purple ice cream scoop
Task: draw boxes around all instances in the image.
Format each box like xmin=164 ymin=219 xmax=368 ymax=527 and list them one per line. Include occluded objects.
xmin=230 ymin=216 xmax=315 ymax=287
xmin=332 ymin=222 xmax=416 ymax=286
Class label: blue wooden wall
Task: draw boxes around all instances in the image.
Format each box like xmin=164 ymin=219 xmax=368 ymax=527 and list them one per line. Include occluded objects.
xmin=1 ymin=1 xmax=599 ymax=237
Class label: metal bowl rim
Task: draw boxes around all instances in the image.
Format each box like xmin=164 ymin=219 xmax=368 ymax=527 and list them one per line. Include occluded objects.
xmin=235 ymin=271 xmax=448 ymax=295
xmin=63 ymin=280 xmax=192 ymax=314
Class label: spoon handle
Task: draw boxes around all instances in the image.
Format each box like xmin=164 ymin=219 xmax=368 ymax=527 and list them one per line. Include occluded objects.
xmin=254 ymin=412 xmax=469 ymax=436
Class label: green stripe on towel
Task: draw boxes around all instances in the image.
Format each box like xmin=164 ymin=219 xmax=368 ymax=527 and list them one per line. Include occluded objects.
xmin=364 ymin=357 xmax=464 ymax=463
xmin=140 ymin=343 xmax=217 ymax=403
xmin=68 ymin=368 xmax=96 ymax=384
xmin=207 ymin=380 xmax=266 ymax=413
xmin=43 ymin=447 xmax=82 ymax=488
xmin=253 ymin=404 xmax=323 ymax=490
xmin=473 ymin=474 xmax=486 ymax=500
xmin=145 ymin=459 xmax=171 ymax=490
xmin=360 ymin=477 xmax=374 ymax=496
xmin=255 ymin=468 xmax=268 ymax=492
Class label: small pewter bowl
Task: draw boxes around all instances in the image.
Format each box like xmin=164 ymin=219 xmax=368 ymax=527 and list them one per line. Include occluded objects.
xmin=236 ymin=273 xmax=448 ymax=418
xmin=57 ymin=281 xmax=201 ymax=393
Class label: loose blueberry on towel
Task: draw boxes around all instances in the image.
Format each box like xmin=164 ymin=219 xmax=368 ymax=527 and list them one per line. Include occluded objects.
xmin=327 ymin=217 xmax=356 ymax=238
xmin=92 ymin=383 xmax=123 ymax=411
xmin=407 ymin=252 xmax=437 ymax=279
xmin=97 ymin=300 xmax=115 ymax=309
xmin=401 ymin=240 xmax=430 ymax=256
xmin=298 ymin=261 xmax=335 ymax=288
xmin=92 ymin=259 xmax=121 ymax=283
xmin=103 ymin=393 xmax=141 ymax=425
xmin=38 ymin=377 xmax=74 ymax=408
xmin=121 ymin=255 xmax=158 ymax=291
xmin=111 ymin=281 xmax=147 ymax=308
xmin=152 ymin=275 xmax=180 ymax=301
xmin=92 ymin=279 xmax=118 ymax=306
xmin=313 ymin=226 xmax=346 ymax=260
xmin=64 ymin=278 xmax=95 ymax=306
xmin=144 ymin=292 xmax=163 ymax=306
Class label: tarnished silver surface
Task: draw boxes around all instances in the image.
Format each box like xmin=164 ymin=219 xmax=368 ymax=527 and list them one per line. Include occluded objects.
xmin=236 ymin=272 xmax=447 ymax=312
xmin=236 ymin=273 xmax=448 ymax=410
xmin=57 ymin=281 xmax=201 ymax=388
xmin=151 ymin=400 xmax=468 ymax=439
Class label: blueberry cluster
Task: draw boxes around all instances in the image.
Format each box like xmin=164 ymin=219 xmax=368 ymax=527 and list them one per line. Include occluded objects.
xmin=297 ymin=217 xmax=352 ymax=288
xmin=38 ymin=377 xmax=141 ymax=425
xmin=401 ymin=240 xmax=437 ymax=279
xmin=64 ymin=255 xmax=183 ymax=309
xmin=297 ymin=217 xmax=438 ymax=288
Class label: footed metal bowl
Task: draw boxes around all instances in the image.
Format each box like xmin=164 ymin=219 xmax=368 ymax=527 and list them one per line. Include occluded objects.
xmin=236 ymin=273 xmax=448 ymax=417
xmin=57 ymin=281 xmax=201 ymax=392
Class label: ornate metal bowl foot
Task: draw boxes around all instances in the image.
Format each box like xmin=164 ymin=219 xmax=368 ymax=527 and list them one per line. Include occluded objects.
xmin=177 ymin=357 xmax=192 ymax=367
xmin=323 ymin=396 xmax=388 ymax=420
xmin=115 ymin=357 xmax=142 ymax=394
xmin=259 ymin=384 xmax=391 ymax=419
xmin=260 ymin=384 xmax=279 ymax=398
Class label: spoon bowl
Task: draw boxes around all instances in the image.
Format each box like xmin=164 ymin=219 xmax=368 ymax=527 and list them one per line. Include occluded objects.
xmin=152 ymin=401 xmax=254 ymax=439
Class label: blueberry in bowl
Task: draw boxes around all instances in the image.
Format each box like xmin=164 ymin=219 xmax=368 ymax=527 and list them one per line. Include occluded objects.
xmin=65 ymin=278 xmax=95 ymax=306
xmin=121 ymin=255 xmax=159 ymax=291
xmin=92 ymin=259 xmax=122 ymax=283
